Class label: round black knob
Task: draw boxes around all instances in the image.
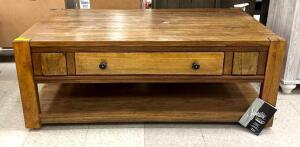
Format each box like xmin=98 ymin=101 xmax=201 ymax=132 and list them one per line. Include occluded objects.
xmin=99 ymin=62 xmax=107 ymax=70
xmin=192 ymin=62 xmax=200 ymax=70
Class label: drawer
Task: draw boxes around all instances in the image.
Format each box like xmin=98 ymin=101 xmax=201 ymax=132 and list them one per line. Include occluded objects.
xmin=32 ymin=53 xmax=67 ymax=76
xmin=75 ymin=52 xmax=224 ymax=75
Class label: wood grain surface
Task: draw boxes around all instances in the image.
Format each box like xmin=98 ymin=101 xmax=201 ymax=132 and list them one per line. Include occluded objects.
xmin=34 ymin=75 xmax=265 ymax=83
xmin=75 ymin=52 xmax=224 ymax=75
xmin=66 ymin=53 xmax=76 ymax=75
xmin=13 ymin=9 xmax=286 ymax=128
xmin=20 ymin=9 xmax=276 ymax=47
xmin=32 ymin=53 xmax=67 ymax=75
xmin=13 ymin=40 xmax=41 ymax=128
xmin=260 ymin=37 xmax=286 ymax=106
xmin=232 ymin=52 xmax=259 ymax=75
xmin=224 ymin=52 xmax=233 ymax=75
xmin=41 ymin=53 xmax=67 ymax=75
xmin=31 ymin=46 xmax=269 ymax=53
xmin=257 ymin=51 xmax=268 ymax=75
xmin=260 ymin=37 xmax=286 ymax=127
xmin=39 ymin=83 xmax=258 ymax=124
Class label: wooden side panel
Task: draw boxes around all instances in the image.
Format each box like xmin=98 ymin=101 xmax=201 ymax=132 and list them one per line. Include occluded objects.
xmin=32 ymin=53 xmax=43 ymax=75
xmin=13 ymin=39 xmax=41 ymax=129
xmin=257 ymin=51 xmax=268 ymax=75
xmin=232 ymin=52 xmax=259 ymax=75
xmin=66 ymin=53 xmax=76 ymax=75
xmin=40 ymin=53 xmax=67 ymax=76
xmin=224 ymin=52 xmax=233 ymax=75
xmin=75 ymin=52 xmax=224 ymax=75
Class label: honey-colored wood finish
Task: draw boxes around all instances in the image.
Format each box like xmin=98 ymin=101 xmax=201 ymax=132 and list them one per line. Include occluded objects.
xmin=66 ymin=53 xmax=76 ymax=75
xmin=224 ymin=52 xmax=233 ymax=75
xmin=14 ymin=9 xmax=286 ymax=128
xmin=260 ymin=38 xmax=286 ymax=105
xmin=31 ymin=46 xmax=269 ymax=53
xmin=13 ymin=39 xmax=41 ymax=129
xmin=39 ymin=83 xmax=258 ymax=124
xmin=257 ymin=51 xmax=268 ymax=75
xmin=32 ymin=53 xmax=43 ymax=75
xmin=32 ymin=53 xmax=67 ymax=76
xmin=41 ymin=53 xmax=67 ymax=75
xmin=260 ymin=37 xmax=286 ymax=127
xmin=75 ymin=52 xmax=224 ymax=75
xmin=20 ymin=9 xmax=276 ymax=47
xmin=232 ymin=52 xmax=259 ymax=75
xmin=34 ymin=75 xmax=265 ymax=83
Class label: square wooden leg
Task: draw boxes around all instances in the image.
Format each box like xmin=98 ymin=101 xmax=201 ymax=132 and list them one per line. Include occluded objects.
xmin=259 ymin=37 xmax=286 ymax=127
xmin=14 ymin=39 xmax=41 ymax=129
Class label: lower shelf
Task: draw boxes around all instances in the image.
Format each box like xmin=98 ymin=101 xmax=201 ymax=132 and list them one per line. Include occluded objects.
xmin=39 ymin=83 xmax=258 ymax=124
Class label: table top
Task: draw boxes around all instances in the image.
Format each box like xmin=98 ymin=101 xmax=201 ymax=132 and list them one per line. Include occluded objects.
xmin=20 ymin=9 xmax=280 ymax=47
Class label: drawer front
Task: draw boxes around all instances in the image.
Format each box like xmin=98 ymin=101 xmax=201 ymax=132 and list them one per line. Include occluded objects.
xmin=75 ymin=52 xmax=224 ymax=75
xmin=232 ymin=52 xmax=259 ymax=75
xmin=32 ymin=53 xmax=67 ymax=76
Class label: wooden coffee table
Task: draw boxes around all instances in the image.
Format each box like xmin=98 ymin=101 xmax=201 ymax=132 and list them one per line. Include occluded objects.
xmin=13 ymin=9 xmax=285 ymax=129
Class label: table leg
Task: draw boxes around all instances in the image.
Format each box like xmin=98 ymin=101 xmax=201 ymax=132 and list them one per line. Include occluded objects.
xmin=14 ymin=39 xmax=41 ymax=129
xmin=259 ymin=37 xmax=286 ymax=127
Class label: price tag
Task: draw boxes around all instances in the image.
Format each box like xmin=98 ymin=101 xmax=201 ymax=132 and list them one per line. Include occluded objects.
xmin=239 ymin=98 xmax=277 ymax=135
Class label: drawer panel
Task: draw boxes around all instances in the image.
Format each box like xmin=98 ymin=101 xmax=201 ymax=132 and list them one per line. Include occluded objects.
xmin=232 ymin=52 xmax=259 ymax=75
xmin=32 ymin=53 xmax=67 ymax=76
xmin=75 ymin=52 xmax=224 ymax=75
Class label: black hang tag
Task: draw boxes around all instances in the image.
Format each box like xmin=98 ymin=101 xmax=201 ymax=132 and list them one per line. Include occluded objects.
xmin=246 ymin=103 xmax=277 ymax=135
xmin=239 ymin=98 xmax=277 ymax=136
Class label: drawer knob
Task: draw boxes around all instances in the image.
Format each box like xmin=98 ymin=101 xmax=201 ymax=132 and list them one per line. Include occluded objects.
xmin=192 ymin=62 xmax=200 ymax=70
xmin=99 ymin=62 xmax=107 ymax=70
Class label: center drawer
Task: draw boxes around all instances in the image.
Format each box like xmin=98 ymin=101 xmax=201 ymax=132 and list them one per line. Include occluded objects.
xmin=75 ymin=52 xmax=224 ymax=75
